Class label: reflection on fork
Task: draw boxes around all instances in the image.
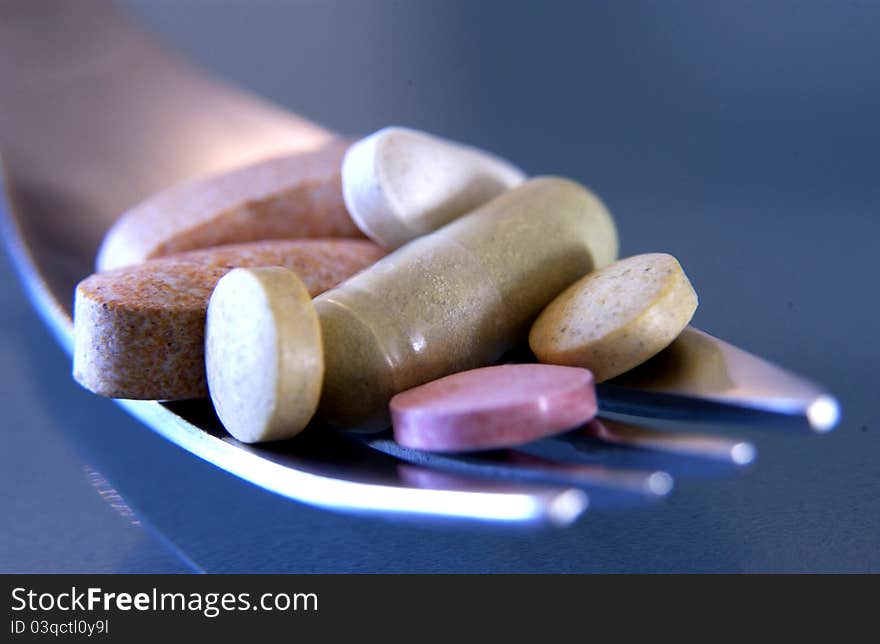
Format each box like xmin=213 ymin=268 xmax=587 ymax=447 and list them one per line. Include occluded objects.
xmin=361 ymin=415 xmax=756 ymax=512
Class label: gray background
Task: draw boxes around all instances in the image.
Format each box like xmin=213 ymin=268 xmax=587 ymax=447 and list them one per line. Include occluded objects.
xmin=2 ymin=0 xmax=877 ymax=572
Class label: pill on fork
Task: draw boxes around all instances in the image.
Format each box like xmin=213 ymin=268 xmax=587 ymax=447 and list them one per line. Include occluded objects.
xmin=530 ymin=253 xmax=698 ymax=382
xmin=97 ymin=140 xmax=362 ymax=271
xmin=73 ymin=239 xmax=382 ymax=400
xmin=390 ymin=364 xmax=598 ymax=452
xmin=316 ymin=177 xmax=618 ymax=430
xmin=205 ymin=267 xmax=324 ymax=443
xmin=342 ymin=126 xmax=526 ymax=249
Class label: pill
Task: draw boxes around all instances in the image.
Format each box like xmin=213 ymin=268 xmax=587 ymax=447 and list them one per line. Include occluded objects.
xmin=391 ymin=364 xmax=598 ymax=452
xmin=205 ymin=267 xmax=323 ymax=443
xmin=529 ymin=253 xmax=698 ymax=382
xmin=96 ymin=139 xmax=363 ymax=271
xmin=74 ymin=239 xmax=383 ymax=400
xmin=342 ymin=126 xmax=526 ymax=249
xmin=315 ymin=176 xmax=618 ymax=430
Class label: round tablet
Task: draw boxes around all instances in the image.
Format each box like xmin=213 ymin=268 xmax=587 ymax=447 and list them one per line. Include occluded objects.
xmin=390 ymin=364 xmax=597 ymax=452
xmin=529 ymin=253 xmax=698 ymax=382
xmin=205 ymin=267 xmax=323 ymax=443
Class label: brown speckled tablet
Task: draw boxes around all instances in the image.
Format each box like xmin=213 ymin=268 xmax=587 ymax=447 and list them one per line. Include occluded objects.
xmin=74 ymin=239 xmax=383 ymax=400
xmin=96 ymin=139 xmax=363 ymax=271
xmin=529 ymin=253 xmax=698 ymax=382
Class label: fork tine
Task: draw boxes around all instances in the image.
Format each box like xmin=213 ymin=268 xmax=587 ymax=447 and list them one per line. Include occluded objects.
xmin=362 ymin=436 xmax=673 ymax=496
xmin=582 ymin=418 xmax=757 ymax=465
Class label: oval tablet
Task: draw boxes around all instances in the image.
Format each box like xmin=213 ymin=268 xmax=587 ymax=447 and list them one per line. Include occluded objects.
xmin=205 ymin=267 xmax=323 ymax=443
xmin=529 ymin=253 xmax=698 ymax=382
xmin=390 ymin=364 xmax=598 ymax=452
xmin=97 ymin=140 xmax=362 ymax=271
xmin=342 ymin=126 xmax=525 ymax=249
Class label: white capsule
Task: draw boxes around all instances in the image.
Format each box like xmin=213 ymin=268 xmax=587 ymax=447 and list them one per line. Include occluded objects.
xmin=342 ymin=126 xmax=526 ymax=249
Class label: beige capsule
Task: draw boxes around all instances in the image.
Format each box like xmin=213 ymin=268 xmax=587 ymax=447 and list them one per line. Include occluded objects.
xmin=205 ymin=267 xmax=324 ymax=443
xmin=529 ymin=253 xmax=698 ymax=382
xmin=315 ymin=176 xmax=619 ymax=431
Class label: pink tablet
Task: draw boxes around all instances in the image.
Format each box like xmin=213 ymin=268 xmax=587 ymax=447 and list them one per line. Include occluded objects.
xmin=391 ymin=364 xmax=597 ymax=452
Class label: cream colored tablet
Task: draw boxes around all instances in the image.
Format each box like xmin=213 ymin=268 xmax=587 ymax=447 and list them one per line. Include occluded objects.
xmin=205 ymin=267 xmax=323 ymax=443
xmin=342 ymin=126 xmax=525 ymax=249
xmin=529 ymin=253 xmax=698 ymax=382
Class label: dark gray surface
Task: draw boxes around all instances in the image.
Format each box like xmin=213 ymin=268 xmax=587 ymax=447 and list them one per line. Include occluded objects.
xmin=2 ymin=0 xmax=877 ymax=572
xmin=0 ymin=247 xmax=198 ymax=573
